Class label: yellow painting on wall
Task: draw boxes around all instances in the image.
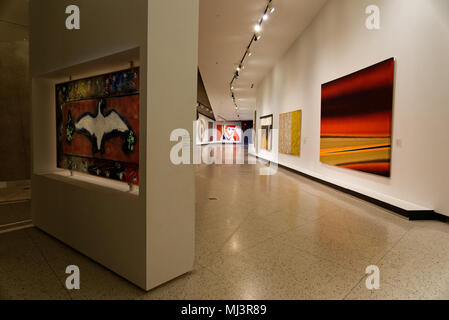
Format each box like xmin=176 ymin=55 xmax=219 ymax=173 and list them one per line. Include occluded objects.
xmin=279 ymin=110 xmax=302 ymax=157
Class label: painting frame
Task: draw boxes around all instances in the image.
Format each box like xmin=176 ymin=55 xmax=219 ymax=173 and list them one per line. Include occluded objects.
xmin=279 ymin=110 xmax=302 ymax=157
xmin=260 ymin=114 xmax=273 ymax=151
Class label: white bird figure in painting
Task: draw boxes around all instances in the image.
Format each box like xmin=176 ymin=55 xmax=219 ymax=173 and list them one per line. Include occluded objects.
xmin=75 ymin=100 xmax=129 ymax=152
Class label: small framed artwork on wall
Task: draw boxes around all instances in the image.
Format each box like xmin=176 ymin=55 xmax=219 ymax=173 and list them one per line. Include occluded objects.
xmin=260 ymin=114 xmax=273 ymax=151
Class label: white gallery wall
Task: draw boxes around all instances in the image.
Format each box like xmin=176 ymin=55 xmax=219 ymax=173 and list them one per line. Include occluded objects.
xmin=255 ymin=0 xmax=449 ymax=216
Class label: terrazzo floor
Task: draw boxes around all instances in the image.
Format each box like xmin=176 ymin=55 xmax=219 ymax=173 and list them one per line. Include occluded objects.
xmin=1 ymin=148 xmax=449 ymax=300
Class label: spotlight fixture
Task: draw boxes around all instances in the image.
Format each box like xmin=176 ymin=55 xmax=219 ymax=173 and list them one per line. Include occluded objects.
xmin=254 ymin=24 xmax=262 ymax=33
xmin=263 ymin=13 xmax=269 ymax=21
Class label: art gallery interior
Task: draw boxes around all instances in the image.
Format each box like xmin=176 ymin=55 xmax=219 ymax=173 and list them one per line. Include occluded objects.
xmin=1 ymin=0 xmax=449 ymax=300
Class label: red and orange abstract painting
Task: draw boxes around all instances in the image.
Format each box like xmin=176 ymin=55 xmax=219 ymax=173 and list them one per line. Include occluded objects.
xmin=320 ymin=58 xmax=395 ymax=177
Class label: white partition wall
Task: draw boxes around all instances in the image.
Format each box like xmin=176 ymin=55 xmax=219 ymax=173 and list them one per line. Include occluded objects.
xmin=145 ymin=0 xmax=198 ymax=290
xmin=30 ymin=0 xmax=198 ymax=291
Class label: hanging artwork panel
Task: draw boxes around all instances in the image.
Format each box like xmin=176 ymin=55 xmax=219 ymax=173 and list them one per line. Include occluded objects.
xmin=209 ymin=122 xmax=214 ymax=142
xmin=216 ymin=125 xmax=223 ymax=142
xmin=279 ymin=110 xmax=302 ymax=157
xmin=260 ymin=115 xmax=273 ymax=151
xmin=320 ymin=58 xmax=395 ymax=177
xmin=197 ymin=117 xmax=208 ymax=144
xmin=223 ymin=125 xmax=240 ymax=142
xmin=56 ymin=68 xmax=140 ymax=184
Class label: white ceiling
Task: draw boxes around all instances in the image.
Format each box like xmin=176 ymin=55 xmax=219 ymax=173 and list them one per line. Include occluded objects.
xmin=199 ymin=0 xmax=328 ymax=121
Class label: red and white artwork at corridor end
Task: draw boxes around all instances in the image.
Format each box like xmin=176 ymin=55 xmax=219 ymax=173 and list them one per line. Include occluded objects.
xmin=223 ymin=125 xmax=240 ymax=142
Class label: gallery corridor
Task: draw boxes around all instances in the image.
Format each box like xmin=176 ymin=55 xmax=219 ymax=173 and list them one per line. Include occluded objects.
xmin=1 ymin=146 xmax=449 ymax=300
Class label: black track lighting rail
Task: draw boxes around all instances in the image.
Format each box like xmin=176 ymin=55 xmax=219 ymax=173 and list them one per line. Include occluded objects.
xmin=229 ymin=0 xmax=274 ymax=116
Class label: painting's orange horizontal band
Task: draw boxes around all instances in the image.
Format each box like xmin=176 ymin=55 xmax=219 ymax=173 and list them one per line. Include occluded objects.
xmin=321 ymin=111 xmax=392 ymax=137
xmin=321 ymin=144 xmax=390 ymax=154
xmin=320 ymin=147 xmax=391 ymax=157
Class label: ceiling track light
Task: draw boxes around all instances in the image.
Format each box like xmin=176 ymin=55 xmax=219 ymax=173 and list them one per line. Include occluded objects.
xmin=228 ymin=0 xmax=274 ymax=116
